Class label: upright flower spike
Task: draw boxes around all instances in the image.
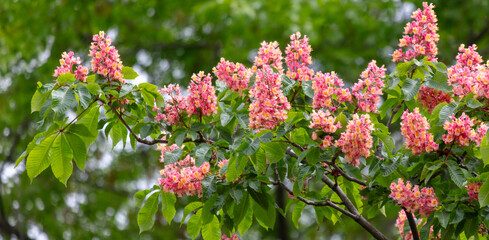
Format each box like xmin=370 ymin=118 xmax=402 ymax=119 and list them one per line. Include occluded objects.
xmin=53 ymin=51 xmax=88 ymax=82
xmin=417 ymin=86 xmax=452 ymax=113
xmin=466 ymin=182 xmax=482 ymax=201
xmin=400 ymin=108 xmax=438 ymax=155
xmin=335 ymin=114 xmax=373 ymax=166
xmin=159 ymin=155 xmax=210 ymax=198
xmin=89 ymin=31 xmax=124 ymax=83
xmin=448 ymin=44 xmax=484 ymax=98
xmin=213 ymin=58 xmax=251 ymax=94
xmin=442 ymin=113 xmax=488 ymax=147
xmin=186 ymin=71 xmax=218 ymax=117
xmin=155 ymin=84 xmax=187 ymax=125
xmin=285 ymin=32 xmax=314 ymax=81
xmin=352 ymin=60 xmax=386 ymax=113
xmin=312 ymin=71 xmax=352 ymax=112
xmin=248 ymin=65 xmax=291 ymax=130
xmin=253 ymin=41 xmax=283 ymax=73
xmin=389 ymin=178 xmax=438 ymax=217
xmin=392 ymin=2 xmax=439 ymax=62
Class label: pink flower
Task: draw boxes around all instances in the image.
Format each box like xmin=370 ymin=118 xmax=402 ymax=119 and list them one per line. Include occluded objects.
xmin=53 ymin=51 xmax=88 ymax=82
xmin=253 ymin=41 xmax=283 ymax=74
xmin=159 ymin=155 xmax=210 ymax=197
xmin=466 ymin=182 xmax=482 ymax=201
xmin=392 ymin=2 xmax=439 ymax=62
xmin=417 ymin=86 xmax=452 ymax=113
xmin=155 ymin=84 xmax=187 ymax=125
xmin=390 ymin=178 xmax=438 ymax=217
xmin=221 ymin=233 xmax=240 ymax=240
xmin=443 ymin=113 xmax=488 ymax=147
xmin=352 ymin=60 xmax=386 ymax=113
xmin=248 ymin=65 xmax=291 ymax=130
xmin=89 ymin=31 xmax=124 ymax=83
xmin=285 ymin=32 xmax=314 ymax=82
xmin=218 ymin=159 xmax=229 ymax=177
xmin=186 ymin=72 xmax=218 ymax=117
xmin=448 ymin=44 xmax=485 ymax=98
xmin=400 ymin=108 xmax=438 ymax=154
xmin=309 ymin=110 xmax=341 ymax=149
xmin=213 ymin=58 xmax=251 ymax=94
xmin=312 ymin=71 xmax=352 ymax=112
xmin=335 ymin=114 xmax=373 ymax=166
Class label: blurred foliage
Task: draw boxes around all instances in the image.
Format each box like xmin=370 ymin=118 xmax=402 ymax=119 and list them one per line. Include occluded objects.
xmin=0 ymin=0 xmax=488 ymax=239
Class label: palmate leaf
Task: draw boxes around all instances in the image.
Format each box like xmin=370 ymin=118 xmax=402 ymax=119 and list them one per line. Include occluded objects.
xmin=26 ymin=134 xmax=58 ymax=180
xmin=50 ymin=133 xmax=74 ymax=185
xmin=52 ymin=86 xmax=78 ymax=115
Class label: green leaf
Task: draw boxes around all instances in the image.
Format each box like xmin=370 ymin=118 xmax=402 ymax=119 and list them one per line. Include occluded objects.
xmin=164 ymin=148 xmax=183 ymax=165
xmin=134 ymin=189 xmax=151 ymax=208
xmin=302 ymin=80 xmax=315 ymax=98
xmin=291 ymin=128 xmax=308 ymax=145
xmin=220 ymin=112 xmax=232 ymax=126
xmin=261 ymin=142 xmax=287 ymax=163
xmin=394 ymin=62 xmax=413 ymax=76
xmin=376 ymin=133 xmax=394 ymax=156
xmin=161 ymin=191 xmax=176 ymax=223
xmin=86 ymin=83 xmax=103 ymax=95
xmin=281 ymin=75 xmax=296 ymax=96
xmin=110 ymin=121 xmax=127 ymax=148
xmin=183 ymin=202 xmax=203 ymax=222
xmin=292 ymin=201 xmax=306 ymax=229
xmin=382 ymin=156 xmax=400 ymax=177
xmin=26 ymin=134 xmax=58 ymax=180
xmin=252 ymin=195 xmax=275 ymax=230
xmin=202 ymin=215 xmax=221 ymax=240
xmin=119 ymin=83 xmax=134 ymax=97
xmin=50 ymin=134 xmax=74 ymax=185
xmin=76 ymin=85 xmax=92 ymax=109
xmin=239 ymin=137 xmax=260 ymax=156
xmin=57 ymin=73 xmax=76 ymax=84
xmin=425 ymin=70 xmax=451 ymax=92
xmin=226 ymin=157 xmax=238 ymax=182
xmin=259 ymin=132 xmax=274 ymax=143
xmin=195 ymin=143 xmax=211 ymax=166
xmin=65 ymin=133 xmax=87 ymax=171
xmin=122 ymin=66 xmax=139 ymax=79
xmin=401 ymin=78 xmax=422 ymax=101
xmin=85 ymin=74 xmax=96 ymax=83
xmin=31 ymin=89 xmax=50 ymax=113
xmin=438 ymin=102 xmax=458 ymax=124
xmin=478 ymin=175 xmax=489 ymax=207
xmin=481 ymin=134 xmax=489 ymax=166
xmin=436 ymin=211 xmax=450 ymax=228
xmin=66 ymin=123 xmax=95 ymax=138
xmin=446 ymin=160 xmax=466 ymax=188
xmin=238 ymin=206 xmax=253 ymax=235
xmin=77 ymin=105 xmax=100 ymax=145
xmin=137 ymin=190 xmax=161 ymax=233
xmin=52 ymin=86 xmax=78 ymax=115
xmin=187 ymin=209 xmax=202 ymax=239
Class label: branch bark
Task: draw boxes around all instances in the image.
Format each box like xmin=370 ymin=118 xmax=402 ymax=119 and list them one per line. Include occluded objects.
xmin=403 ymin=208 xmax=420 ymax=240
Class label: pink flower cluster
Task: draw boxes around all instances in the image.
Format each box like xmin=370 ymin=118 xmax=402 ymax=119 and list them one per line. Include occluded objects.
xmin=352 ymin=60 xmax=386 ymax=113
xmin=248 ymin=65 xmax=291 ymax=130
xmin=213 ymin=58 xmax=251 ymax=94
xmin=400 ymin=108 xmax=438 ymax=155
xmin=253 ymin=41 xmax=283 ymax=73
xmin=334 ymin=114 xmax=373 ymax=166
xmin=447 ymin=44 xmax=485 ymax=98
xmin=221 ymin=233 xmax=240 ymax=240
xmin=53 ymin=51 xmax=89 ymax=82
xmin=186 ymin=72 xmax=218 ymax=117
xmin=285 ymin=32 xmax=314 ymax=82
xmin=466 ymin=182 xmax=482 ymax=201
xmin=89 ymin=31 xmax=124 ymax=83
xmin=156 ymin=140 xmax=179 ymax=163
xmin=312 ymin=71 xmax=352 ymax=112
xmin=392 ymin=2 xmax=439 ymax=62
xmin=390 ymin=178 xmax=438 ymax=217
xmin=442 ymin=113 xmax=488 ymax=147
xmin=159 ymin=155 xmax=210 ymax=197
xmin=417 ymin=86 xmax=452 ymax=113
xmin=309 ymin=110 xmax=341 ymax=149
xmin=155 ymin=84 xmax=187 ymax=125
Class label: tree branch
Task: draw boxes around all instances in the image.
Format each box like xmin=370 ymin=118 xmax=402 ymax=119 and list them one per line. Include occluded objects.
xmin=403 ymin=208 xmax=420 ymax=240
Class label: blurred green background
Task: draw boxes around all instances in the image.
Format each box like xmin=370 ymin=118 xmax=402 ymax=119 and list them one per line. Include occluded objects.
xmin=1 ymin=0 xmax=488 ymax=239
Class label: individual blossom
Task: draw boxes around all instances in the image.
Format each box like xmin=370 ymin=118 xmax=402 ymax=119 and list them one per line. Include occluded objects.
xmin=466 ymin=182 xmax=482 ymax=201
xmin=443 ymin=113 xmax=488 ymax=147
xmin=248 ymin=65 xmax=291 ymax=130
xmin=53 ymin=51 xmax=89 ymax=82
xmin=221 ymin=233 xmax=240 ymax=240
xmin=213 ymin=58 xmax=251 ymax=94
xmin=186 ymin=72 xmax=218 ymax=117
xmin=218 ymin=159 xmax=229 ymax=177
xmin=335 ymin=114 xmax=374 ymax=166
xmin=390 ymin=178 xmax=438 ymax=217
xmin=309 ymin=110 xmax=341 ymax=149
xmin=312 ymin=71 xmax=352 ymax=112
xmin=155 ymin=84 xmax=187 ymax=125
xmin=159 ymin=155 xmax=210 ymax=197
xmin=417 ymin=86 xmax=452 ymax=113
xmin=352 ymin=60 xmax=386 ymax=113
xmin=392 ymin=2 xmax=439 ymax=62
xmin=253 ymin=41 xmax=283 ymax=73
xmin=447 ymin=44 xmax=484 ymax=98
xmin=285 ymin=32 xmax=314 ymax=81
xmin=89 ymin=31 xmax=124 ymax=83
xmin=400 ymin=108 xmax=438 ymax=154
xmin=475 ymin=65 xmax=489 ymax=99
